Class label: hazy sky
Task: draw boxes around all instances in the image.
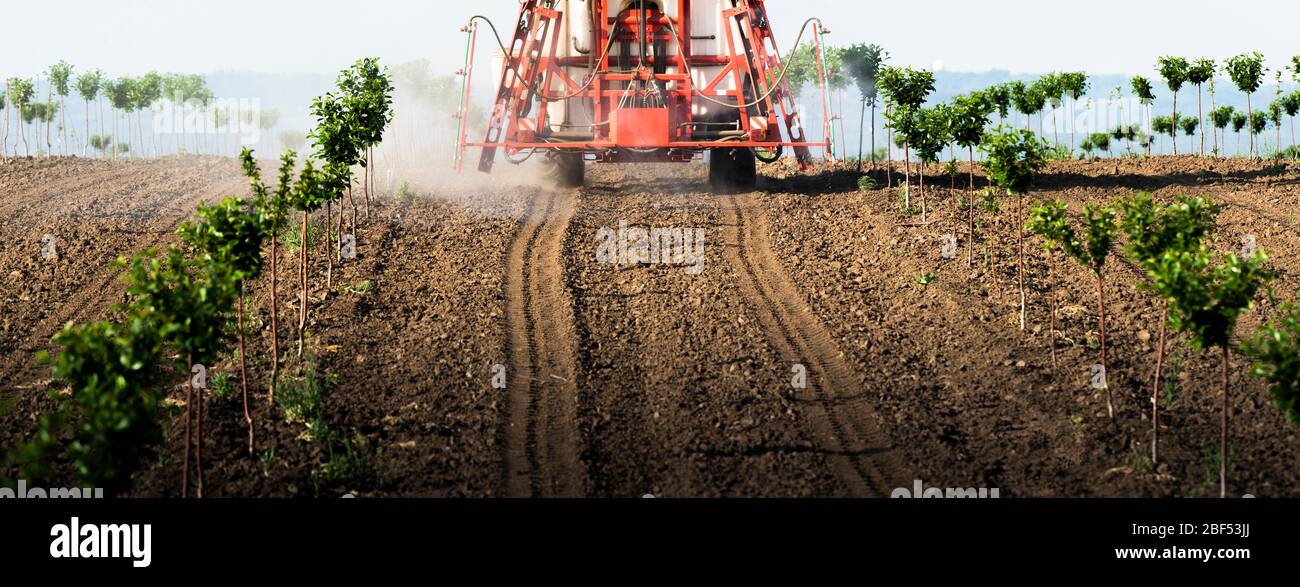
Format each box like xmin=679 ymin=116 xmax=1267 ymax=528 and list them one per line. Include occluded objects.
xmin=5 ymin=0 xmax=1297 ymax=77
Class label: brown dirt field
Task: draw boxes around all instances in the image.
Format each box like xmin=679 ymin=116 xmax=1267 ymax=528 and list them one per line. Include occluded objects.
xmin=1 ymin=154 xmax=1297 ymax=498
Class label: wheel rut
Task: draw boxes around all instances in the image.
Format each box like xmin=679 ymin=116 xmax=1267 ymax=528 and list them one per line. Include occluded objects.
xmin=501 ymin=188 xmax=586 ymax=497
xmin=719 ymin=193 xmax=911 ymax=497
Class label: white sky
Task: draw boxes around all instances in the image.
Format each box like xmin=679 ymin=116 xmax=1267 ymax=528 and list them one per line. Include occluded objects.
xmin=5 ymin=0 xmax=1297 ymax=77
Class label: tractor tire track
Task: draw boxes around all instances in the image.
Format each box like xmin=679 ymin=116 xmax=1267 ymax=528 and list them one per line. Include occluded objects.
xmin=719 ymin=193 xmax=911 ymax=496
xmin=501 ymin=188 xmax=586 ymax=497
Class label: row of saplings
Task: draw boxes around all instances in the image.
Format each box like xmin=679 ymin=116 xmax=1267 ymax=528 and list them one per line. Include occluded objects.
xmin=5 ymin=58 xmax=394 ymax=497
xmin=970 ymin=126 xmax=1300 ymax=498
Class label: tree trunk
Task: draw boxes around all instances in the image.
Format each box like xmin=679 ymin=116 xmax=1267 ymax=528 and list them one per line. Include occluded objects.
xmin=269 ymin=234 xmax=280 ymax=405
xmin=1051 ymin=106 xmax=1059 ymax=150
xmin=903 ymin=144 xmax=911 ymax=209
xmin=1098 ymin=271 xmax=1113 ymax=418
xmin=298 ymin=211 xmax=309 ymax=358
xmin=196 ymin=352 xmax=204 ymax=499
xmin=1220 ymin=344 xmax=1230 ymax=499
xmin=1277 ymin=112 xmax=1283 ymax=159
xmin=1152 ymin=306 xmax=1167 ymax=462
xmin=337 ymin=198 xmax=346 ymax=263
xmin=1210 ymin=87 xmax=1218 ymax=156
xmin=1146 ymin=104 xmax=1152 ymax=156
xmin=1049 ymin=260 xmax=1058 ymax=370
xmin=919 ymin=160 xmax=926 ymax=223
xmin=2 ymin=80 xmax=9 ymax=158
xmin=83 ymin=97 xmax=90 ymax=157
xmin=1247 ymin=93 xmax=1254 ymax=159
xmin=238 ymin=288 xmax=254 ymax=455
xmin=183 ymin=353 xmax=193 ymax=498
xmin=1171 ymin=91 xmax=1178 ymax=156
xmin=885 ymin=106 xmax=893 ymax=188
xmin=1017 ymin=191 xmax=1026 ymax=331
xmin=324 ymin=203 xmax=333 ymax=290
xmin=1197 ymin=85 xmax=1205 ymax=156
xmin=348 ymin=182 xmax=358 ymax=244
xmin=45 ymin=86 xmax=52 ymax=157
xmin=858 ymin=98 xmax=866 ymax=172
xmin=967 ymin=146 xmax=975 ymax=268
xmin=1068 ymin=96 xmax=1075 ymax=152
xmin=365 ymin=148 xmax=373 ymax=219
xmin=870 ymin=102 xmax=877 ymax=172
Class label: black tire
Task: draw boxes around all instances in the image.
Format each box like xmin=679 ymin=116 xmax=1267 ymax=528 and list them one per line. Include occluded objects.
xmin=547 ymin=151 xmax=585 ymax=188
xmin=709 ymin=148 xmax=757 ymax=194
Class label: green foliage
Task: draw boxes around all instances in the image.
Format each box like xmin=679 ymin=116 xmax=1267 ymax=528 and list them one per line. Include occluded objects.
xmin=1060 ymin=71 xmax=1090 ymax=100
xmin=134 ymin=72 xmax=162 ymax=112
xmin=7 ymin=78 xmax=35 ymax=109
xmin=75 ymin=70 xmax=103 ymax=102
xmin=857 ymin=175 xmax=878 ymax=192
xmin=1186 ymin=58 xmax=1216 ymax=87
xmin=1157 ymin=56 xmax=1190 ymax=93
xmin=1224 ymin=52 xmax=1266 ymax=95
xmin=779 ymin=43 xmax=819 ymax=99
xmin=839 ymin=43 xmax=888 ymax=105
xmin=1027 ymin=200 xmax=1116 ymax=274
xmin=104 ymin=78 xmax=135 ymax=112
xmin=337 ymin=57 xmax=395 ymax=157
xmin=909 ymin=105 xmax=950 ymax=164
xmin=1079 ymin=135 xmax=1095 ymax=156
xmin=1243 ymin=299 xmax=1300 ymax=427
xmin=19 ymin=317 xmax=164 ymax=494
xmin=178 ymin=197 xmax=266 ymax=283
xmin=979 ymin=126 xmax=1049 ymax=195
xmin=241 ymin=149 xmax=295 ymax=240
xmin=123 ymin=247 xmax=236 ymax=367
xmin=1034 ymin=73 xmax=1065 ymax=109
xmin=1009 ymin=79 xmax=1045 ymax=117
xmin=211 ymin=371 xmax=234 ymax=399
xmin=1211 ymin=105 xmax=1236 ymax=130
xmin=1130 ymin=76 xmax=1156 ymax=104
xmin=1282 ymin=91 xmax=1300 ymax=118
xmin=878 ymin=66 xmax=936 ymax=142
xmin=276 ymin=351 xmax=332 ymax=441
xmin=1118 ymin=193 xmax=1216 ymax=275
xmin=1231 ymin=112 xmax=1248 ymax=133
xmin=339 ymin=280 xmax=373 ymax=295
xmin=1250 ymin=111 xmax=1268 ymax=134
xmin=949 ymin=92 xmax=993 ymax=149
xmin=984 ymin=83 xmax=1011 ymax=119
xmin=1179 ymin=114 xmax=1199 ymax=137
xmin=1153 ymin=247 xmax=1272 ymax=351
xmin=1152 ymin=115 xmax=1176 ymax=137
xmin=48 ymin=61 xmax=74 ymax=98
xmin=287 ymin=159 xmax=330 ymax=214
xmin=1088 ymin=132 xmax=1111 ymax=153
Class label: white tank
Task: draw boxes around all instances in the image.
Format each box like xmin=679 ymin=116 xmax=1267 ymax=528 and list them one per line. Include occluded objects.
xmin=544 ymin=0 xmax=741 ymax=130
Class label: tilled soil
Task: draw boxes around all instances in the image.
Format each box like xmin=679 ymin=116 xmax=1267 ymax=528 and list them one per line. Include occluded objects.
xmin=1 ymin=154 xmax=1297 ymax=497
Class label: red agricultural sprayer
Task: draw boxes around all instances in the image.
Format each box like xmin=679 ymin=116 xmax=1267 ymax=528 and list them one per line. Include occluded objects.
xmin=453 ymin=0 xmax=836 ymax=191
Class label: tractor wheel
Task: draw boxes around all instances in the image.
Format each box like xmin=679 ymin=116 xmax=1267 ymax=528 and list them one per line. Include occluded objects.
xmin=546 ymin=151 xmax=585 ymax=188
xmin=708 ymin=148 xmax=757 ymax=194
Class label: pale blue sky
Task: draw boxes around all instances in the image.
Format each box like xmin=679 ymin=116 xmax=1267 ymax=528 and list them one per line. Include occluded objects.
xmin=5 ymin=0 xmax=1297 ymax=77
